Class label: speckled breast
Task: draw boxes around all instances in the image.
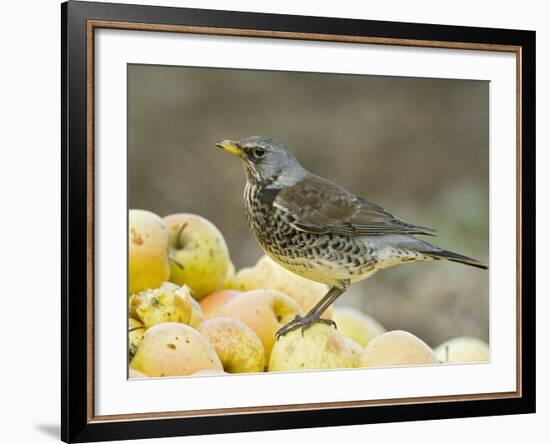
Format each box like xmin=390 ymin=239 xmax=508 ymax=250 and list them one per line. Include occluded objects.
xmin=243 ymin=182 xmax=377 ymax=285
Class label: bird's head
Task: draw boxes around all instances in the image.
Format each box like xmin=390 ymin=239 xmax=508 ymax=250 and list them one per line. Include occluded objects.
xmin=216 ymin=136 xmax=304 ymax=186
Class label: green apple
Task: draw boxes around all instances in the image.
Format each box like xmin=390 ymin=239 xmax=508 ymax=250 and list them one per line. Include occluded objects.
xmin=269 ymin=323 xmax=354 ymax=372
xmin=333 ymin=307 xmax=385 ymax=347
xmin=435 ymin=337 xmax=490 ymax=363
xmin=198 ymin=317 xmax=266 ymax=373
xmin=164 ymin=213 xmax=230 ymax=300
xmin=129 ymin=209 xmax=171 ymax=294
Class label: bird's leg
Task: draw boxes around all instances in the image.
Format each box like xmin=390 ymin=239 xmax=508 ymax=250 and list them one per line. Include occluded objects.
xmin=276 ymin=280 xmax=350 ymax=339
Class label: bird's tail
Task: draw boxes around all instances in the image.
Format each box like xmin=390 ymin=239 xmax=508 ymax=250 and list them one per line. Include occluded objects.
xmin=425 ymin=249 xmax=488 ymax=270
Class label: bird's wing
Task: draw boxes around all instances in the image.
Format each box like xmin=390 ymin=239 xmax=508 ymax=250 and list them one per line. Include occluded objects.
xmin=273 ymin=175 xmax=437 ymax=236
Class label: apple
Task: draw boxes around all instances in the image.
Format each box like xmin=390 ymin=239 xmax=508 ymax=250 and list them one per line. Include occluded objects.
xmin=188 ymin=297 xmax=205 ymax=328
xmin=218 ymin=289 xmax=302 ymax=356
xmin=343 ymin=337 xmax=364 ymax=368
xmin=232 ymin=255 xmax=332 ymax=318
xmin=128 ymin=318 xmax=145 ymax=360
xmin=221 ymin=260 xmax=237 ymax=289
xmin=434 ymin=337 xmax=490 ymax=363
xmin=198 ymin=317 xmax=266 ymax=373
xmin=128 ymin=369 xmax=147 ymax=379
xmin=128 ymin=209 xmax=171 ymax=294
xmin=164 ymin=213 xmax=231 ymax=300
xmin=130 ymin=322 xmax=223 ymax=377
xmin=332 ymin=307 xmax=385 ymax=347
xmin=359 ymin=330 xmax=438 ymax=368
xmin=269 ymin=323 xmax=354 ymax=372
xmin=191 ymin=369 xmax=228 ymax=376
xmin=130 ymin=283 xmax=193 ymax=329
xmin=199 ymin=290 xmax=241 ymax=319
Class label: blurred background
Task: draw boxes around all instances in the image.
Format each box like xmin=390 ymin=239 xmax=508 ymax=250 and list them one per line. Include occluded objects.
xmin=128 ymin=64 xmax=489 ymax=347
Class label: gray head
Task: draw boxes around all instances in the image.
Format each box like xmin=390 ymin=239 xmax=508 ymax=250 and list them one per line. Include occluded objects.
xmin=216 ymin=136 xmax=305 ymax=186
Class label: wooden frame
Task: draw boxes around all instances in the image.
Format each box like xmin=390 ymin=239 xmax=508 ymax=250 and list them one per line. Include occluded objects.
xmin=62 ymin=1 xmax=536 ymax=442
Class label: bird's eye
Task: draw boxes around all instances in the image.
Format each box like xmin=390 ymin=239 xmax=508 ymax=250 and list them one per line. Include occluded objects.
xmin=252 ymin=148 xmax=266 ymax=159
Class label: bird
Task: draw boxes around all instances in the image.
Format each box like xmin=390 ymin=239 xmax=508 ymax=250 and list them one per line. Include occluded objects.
xmin=216 ymin=136 xmax=488 ymax=338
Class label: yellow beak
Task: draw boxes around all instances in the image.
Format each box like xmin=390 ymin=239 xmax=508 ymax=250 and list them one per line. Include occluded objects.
xmin=216 ymin=140 xmax=243 ymax=157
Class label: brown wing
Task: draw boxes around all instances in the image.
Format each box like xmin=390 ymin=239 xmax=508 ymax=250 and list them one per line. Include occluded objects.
xmin=273 ymin=175 xmax=437 ymax=236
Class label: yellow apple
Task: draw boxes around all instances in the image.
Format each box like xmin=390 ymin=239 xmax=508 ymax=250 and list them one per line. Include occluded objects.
xmin=128 ymin=209 xmax=171 ymax=294
xmin=343 ymin=337 xmax=364 ymax=368
xmin=129 ymin=318 xmax=145 ymax=359
xmin=231 ymin=256 xmax=332 ymax=318
xmin=130 ymin=322 xmax=222 ymax=377
xmin=188 ymin=297 xmax=205 ymax=328
xmin=198 ymin=317 xmax=266 ymax=373
xmin=128 ymin=369 xmax=147 ymax=379
xmin=218 ymin=289 xmax=302 ymax=356
xmin=191 ymin=369 xmax=228 ymax=376
xmin=222 ymin=260 xmax=237 ymax=289
xmin=360 ymin=330 xmax=438 ymax=368
xmin=199 ymin=290 xmax=241 ymax=319
xmin=333 ymin=307 xmax=385 ymax=347
xmin=164 ymin=213 xmax=231 ymax=300
xmin=130 ymin=283 xmax=193 ymax=329
xmin=435 ymin=337 xmax=490 ymax=363
xmin=269 ymin=323 xmax=354 ymax=372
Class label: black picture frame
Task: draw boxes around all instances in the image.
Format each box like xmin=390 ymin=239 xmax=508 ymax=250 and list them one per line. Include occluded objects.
xmin=61 ymin=1 xmax=536 ymax=442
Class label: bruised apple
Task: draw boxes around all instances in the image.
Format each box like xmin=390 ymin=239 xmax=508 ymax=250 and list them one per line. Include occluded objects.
xmin=130 ymin=322 xmax=222 ymax=377
xmin=130 ymin=283 xmax=193 ymax=329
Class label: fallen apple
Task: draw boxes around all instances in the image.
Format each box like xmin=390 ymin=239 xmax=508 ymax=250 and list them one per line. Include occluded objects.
xmin=199 ymin=289 xmax=241 ymax=319
xmin=198 ymin=317 xmax=266 ymax=373
xmin=333 ymin=306 xmax=385 ymax=347
xmin=269 ymin=323 xmax=354 ymax=372
xmin=130 ymin=322 xmax=223 ymax=377
xmin=164 ymin=213 xmax=231 ymax=300
xmin=130 ymin=283 xmax=193 ymax=329
xmin=360 ymin=330 xmax=438 ymax=368
xmin=434 ymin=337 xmax=490 ymax=363
xmin=343 ymin=337 xmax=364 ymax=368
xmin=128 ymin=368 xmax=147 ymax=379
xmin=191 ymin=369 xmax=228 ymax=376
xmin=128 ymin=209 xmax=171 ymax=294
xmin=231 ymin=255 xmax=332 ymax=318
xmin=129 ymin=318 xmax=145 ymax=360
xmin=218 ymin=289 xmax=302 ymax=356
xmin=188 ymin=297 xmax=205 ymax=328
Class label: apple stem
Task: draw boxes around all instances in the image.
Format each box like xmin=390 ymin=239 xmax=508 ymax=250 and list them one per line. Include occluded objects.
xmin=175 ymin=222 xmax=188 ymax=249
xmin=169 ymin=256 xmax=185 ymax=270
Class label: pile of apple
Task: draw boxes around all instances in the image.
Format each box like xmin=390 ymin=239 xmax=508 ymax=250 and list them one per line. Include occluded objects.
xmin=128 ymin=209 xmax=489 ymax=378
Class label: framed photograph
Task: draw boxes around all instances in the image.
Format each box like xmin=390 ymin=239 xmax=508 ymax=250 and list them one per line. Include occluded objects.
xmin=61 ymin=1 xmax=535 ymax=442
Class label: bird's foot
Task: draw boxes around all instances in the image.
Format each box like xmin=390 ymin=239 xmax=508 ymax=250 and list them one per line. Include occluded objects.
xmin=276 ymin=315 xmax=337 ymax=339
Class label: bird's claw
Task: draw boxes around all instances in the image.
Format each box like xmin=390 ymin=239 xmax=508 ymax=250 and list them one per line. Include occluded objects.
xmin=276 ymin=315 xmax=337 ymax=340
